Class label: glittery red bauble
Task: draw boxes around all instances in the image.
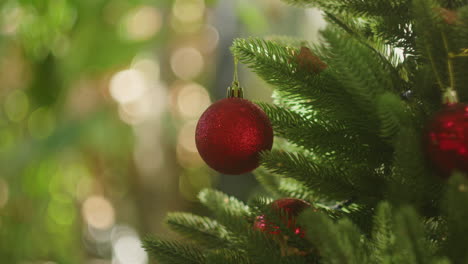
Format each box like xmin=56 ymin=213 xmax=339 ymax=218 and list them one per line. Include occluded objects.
xmin=425 ymin=103 xmax=468 ymax=176
xmin=195 ymin=98 xmax=273 ymax=175
xmin=254 ymin=198 xmax=310 ymax=237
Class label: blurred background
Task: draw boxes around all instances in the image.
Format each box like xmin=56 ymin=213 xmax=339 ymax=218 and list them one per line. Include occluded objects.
xmin=0 ymin=0 xmax=324 ymax=263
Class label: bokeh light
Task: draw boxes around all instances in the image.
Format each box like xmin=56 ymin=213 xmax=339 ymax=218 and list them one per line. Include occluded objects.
xmin=109 ymin=69 xmax=148 ymax=104
xmin=131 ymin=57 xmax=160 ymax=82
xmin=176 ymin=121 xmax=204 ymax=167
xmin=123 ymin=6 xmax=162 ymax=41
xmin=170 ymin=47 xmax=204 ymax=80
xmin=177 ymin=121 xmax=198 ymax=153
xmin=111 ymin=225 xmax=148 ymax=264
xmin=197 ymin=25 xmax=220 ymax=54
xmin=86 ymin=224 xmax=112 ymax=243
xmin=172 ymin=0 xmax=205 ymax=23
xmin=48 ymin=198 xmax=76 ymax=227
xmin=172 ymin=82 xmax=211 ymax=119
xmin=118 ymin=81 xmax=167 ymax=125
xmin=28 ymin=107 xmax=56 ymax=139
xmin=0 ymin=4 xmax=22 ymax=35
xmin=0 ymin=0 xmax=294 ymax=262
xmin=82 ymin=196 xmax=116 ymax=230
xmin=4 ymin=89 xmax=29 ymax=122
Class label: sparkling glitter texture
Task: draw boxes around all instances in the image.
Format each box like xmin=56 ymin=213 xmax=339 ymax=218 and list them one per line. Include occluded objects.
xmin=254 ymin=198 xmax=310 ymax=238
xmin=195 ymin=98 xmax=273 ymax=175
xmin=425 ymin=103 xmax=468 ymax=176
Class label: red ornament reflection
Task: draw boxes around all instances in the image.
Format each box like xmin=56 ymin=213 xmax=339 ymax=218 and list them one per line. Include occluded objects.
xmin=425 ymin=103 xmax=468 ymax=176
xmin=254 ymin=198 xmax=310 ymax=238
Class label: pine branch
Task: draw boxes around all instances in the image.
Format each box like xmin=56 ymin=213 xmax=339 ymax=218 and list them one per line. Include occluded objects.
xmin=198 ymin=189 xmax=250 ymax=232
xmin=261 ymin=150 xmax=376 ymax=201
xmin=375 ymin=92 xmax=409 ymax=140
xmin=277 ymin=177 xmax=317 ymax=201
xmin=371 ymin=202 xmax=401 ymax=263
xmin=231 ymin=38 xmax=351 ymax=117
xmin=205 ymin=249 xmax=253 ymax=264
xmin=282 ymin=0 xmax=408 ymax=17
xmin=452 ymin=7 xmax=468 ymax=101
xmin=166 ymin=212 xmax=231 ymax=248
xmin=300 ymin=211 xmax=369 ymax=264
xmin=143 ymin=238 xmax=205 ymax=264
xmin=321 ymin=29 xmax=390 ymax=128
xmin=393 ymin=206 xmax=432 ymax=264
xmin=257 ymin=102 xmax=373 ymax=159
xmin=443 ymin=174 xmax=468 ymax=262
xmin=412 ymin=0 xmax=448 ymax=91
xmin=390 ymin=127 xmax=443 ymax=215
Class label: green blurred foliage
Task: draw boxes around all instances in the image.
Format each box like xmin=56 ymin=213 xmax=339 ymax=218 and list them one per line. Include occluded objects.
xmin=0 ymin=0 xmax=303 ymax=262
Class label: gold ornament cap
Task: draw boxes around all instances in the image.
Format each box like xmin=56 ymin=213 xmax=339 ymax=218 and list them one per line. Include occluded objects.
xmin=442 ymin=88 xmax=459 ymax=105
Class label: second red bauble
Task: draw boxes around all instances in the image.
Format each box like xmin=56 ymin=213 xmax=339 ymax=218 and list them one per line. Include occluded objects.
xmin=254 ymin=198 xmax=310 ymax=237
xmin=195 ymin=98 xmax=273 ymax=175
xmin=425 ymin=103 xmax=468 ymax=176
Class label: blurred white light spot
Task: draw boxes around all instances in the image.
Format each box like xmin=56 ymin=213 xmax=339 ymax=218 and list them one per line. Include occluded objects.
xmin=170 ymin=47 xmax=204 ymax=80
xmin=198 ymin=25 xmax=219 ymax=54
xmin=109 ymin=69 xmax=148 ymax=104
xmin=124 ymin=6 xmax=162 ymax=41
xmin=0 ymin=179 xmax=9 ymax=209
xmin=132 ymin=58 xmax=160 ymax=82
xmin=1 ymin=6 xmax=23 ymax=35
xmin=176 ymin=120 xmax=204 ymax=167
xmin=178 ymin=121 xmax=198 ymax=153
xmin=172 ymin=0 xmax=205 ymax=23
xmin=118 ymin=82 xmax=167 ymax=125
xmin=82 ymin=195 xmax=115 ymax=230
xmin=112 ymin=226 xmax=148 ymax=264
xmin=174 ymin=82 xmax=210 ymax=119
xmin=87 ymin=225 xmax=112 ymax=243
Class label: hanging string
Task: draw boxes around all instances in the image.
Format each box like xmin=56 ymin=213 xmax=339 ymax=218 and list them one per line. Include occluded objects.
xmin=442 ymin=32 xmax=459 ymax=104
xmin=233 ymin=56 xmax=239 ymax=85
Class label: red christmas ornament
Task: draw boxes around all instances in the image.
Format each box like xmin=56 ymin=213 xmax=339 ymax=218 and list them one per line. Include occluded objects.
xmin=425 ymin=103 xmax=468 ymax=176
xmin=254 ymin=198 xmax=310 ymax=237
xmin=195 ymin=97 xmax=273 ymax=175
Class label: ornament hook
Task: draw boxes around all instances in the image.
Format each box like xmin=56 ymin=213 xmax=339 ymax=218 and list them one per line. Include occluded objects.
xmin=443 ymin=87 xmax=459 ymax=105
xmin=227 ymin=57 xmax=244 ymax=98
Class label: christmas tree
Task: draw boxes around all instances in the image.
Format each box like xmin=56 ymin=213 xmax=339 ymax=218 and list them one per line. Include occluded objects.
xmin=144 ymin=0 xmax=468 ymax=263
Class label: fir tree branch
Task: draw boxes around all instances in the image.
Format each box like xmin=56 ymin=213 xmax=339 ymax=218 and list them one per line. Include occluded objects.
xmin=165 ymin=212 xmax=231 ymax=249
xmin=443 ymin=174 xmax=468 ymax=262
xmin=300 ymin=211 xmax=369 ymax=264
xmin=198 ymin=189 xmax=250 ymax=232
xmin=393 ymin=206 xmax=432 ymax=264
xmin=257 ymin=102 xmax=372 ymax=158
xmin=205 ymin=249 xmax=253 ymax=264
xmin=261 ymin=150 xmax=377 ymax=201
xmin=412 ymin=0 xmax=448 ymax=91
xmin=390 ymin=127 xmax=443 ymax=215
xmin=371 ymin=202 xmax=401 ymax=263
xmin=323 ymin=12 xmax=404 ymax=91
xmin=143 ymin=238 xmax=205 ymax=264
